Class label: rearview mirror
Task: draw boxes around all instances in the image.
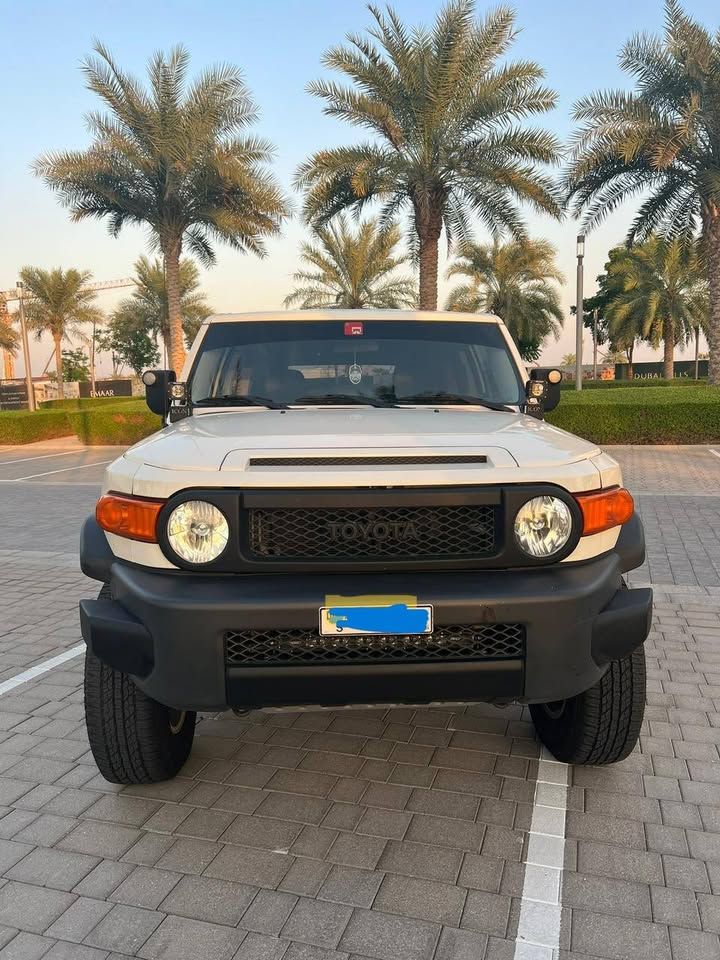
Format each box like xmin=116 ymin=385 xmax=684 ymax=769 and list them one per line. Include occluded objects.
xmin=525 ymin=369 xmax=562 ymax=418
xmin=142 ymin=369 xmax=176 ymax=417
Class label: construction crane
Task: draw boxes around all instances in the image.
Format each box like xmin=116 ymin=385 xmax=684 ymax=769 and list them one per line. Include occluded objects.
xmin=0 ymin=278 xmax=135 ymax=406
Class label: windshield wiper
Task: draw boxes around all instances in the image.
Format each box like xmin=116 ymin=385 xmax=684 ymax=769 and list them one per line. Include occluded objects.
xmin=395 ymin=392 xmax=513 ymax=413
xmin=194 ymin=395 xmax=288 ymax=410
xmin=293 ymin=394 xmax=396 ymax=408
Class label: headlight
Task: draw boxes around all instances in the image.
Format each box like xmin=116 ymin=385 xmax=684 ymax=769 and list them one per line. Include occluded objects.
xmin=514 ymin=495 xmax=572 ymax=558
xmin=166 ymin=500 xmax=229 ymax=564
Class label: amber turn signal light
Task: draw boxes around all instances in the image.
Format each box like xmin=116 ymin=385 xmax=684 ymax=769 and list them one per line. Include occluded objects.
xmin=96 ymin=493 xmax=165 ymax=543
xmin=574 ymin=487 xmax=634 ymax=537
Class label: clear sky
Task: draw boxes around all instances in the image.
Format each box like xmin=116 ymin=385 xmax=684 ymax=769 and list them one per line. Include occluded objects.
xmin=1 ymin=0 xmax=716 ymax=375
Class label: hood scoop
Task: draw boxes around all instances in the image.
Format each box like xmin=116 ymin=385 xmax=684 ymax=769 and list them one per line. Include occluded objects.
xmin=248 ymin=454 xmax=488 ymax=467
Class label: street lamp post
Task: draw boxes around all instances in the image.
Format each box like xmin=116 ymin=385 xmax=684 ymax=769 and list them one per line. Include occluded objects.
xmin=16 ymin=282 xmax=36 ymax=412
xmin=575 ymin=235 xmax=585 ymax=392
xmin=593 ymin=308 xmax=599 ymax=381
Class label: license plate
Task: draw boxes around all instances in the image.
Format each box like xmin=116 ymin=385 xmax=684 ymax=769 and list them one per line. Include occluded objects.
xmin=319 ymin=603 xmax=433 ymax=636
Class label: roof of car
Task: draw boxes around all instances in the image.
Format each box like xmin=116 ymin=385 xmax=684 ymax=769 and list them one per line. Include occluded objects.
xmin=203 ymin=309 xmax=502 ymax=325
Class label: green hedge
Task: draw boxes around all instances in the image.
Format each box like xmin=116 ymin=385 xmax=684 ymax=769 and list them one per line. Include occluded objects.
xmin=1 ymin=399 xmax=158 ymax=446
xmin=39 ymin=396 xmax=139 ymax=410
xmin=0 ymin=410 xmax=73 ymax=445
xmin=68 ymin=406 xmax=161 ymax=445
xmin=548 ymin=384 xmax=720 ymax=443
xmin=5 ymin=384 xmax=720 ymax=446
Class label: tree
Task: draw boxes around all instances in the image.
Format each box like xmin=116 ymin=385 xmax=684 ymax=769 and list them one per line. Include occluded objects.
xmin=48 ymin=348 xmax=90 ymax=383
xmin=284 ymin=217 xmax=416 ymax=309
xmin=602 ymin=349 xmax=628 ymax=365
xmin=112 ymin=256 xmax=211 ymax=357
xmin=561 ymin=353 xmax=576 ymax=368
xmin=0 ymin=297 xmax=18 ymax=358
xmin=34 ymin=43 xmax=287 ymax=373
xmin=96 ymin=317 xmax=160 ymax=376
xmin=605 ymin=238 xmax=707 ymax=380
xmin=445 ymin=238 xmax=564 ymax=360
xmin=19 ymin=267 xmax=102 ymax=396
xmin=565 ymin=0 xmax=720 ymax=385
xmin=297 ymin=1 xmax=561 ymax=310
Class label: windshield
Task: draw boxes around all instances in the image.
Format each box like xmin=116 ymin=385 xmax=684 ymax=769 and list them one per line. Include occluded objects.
xmin=189 ymin=319 xmax=525 ymax=408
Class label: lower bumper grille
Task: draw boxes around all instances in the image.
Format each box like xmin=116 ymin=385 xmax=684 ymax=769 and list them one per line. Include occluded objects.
xmin=225 ymin=623 xmax=525 ymax=667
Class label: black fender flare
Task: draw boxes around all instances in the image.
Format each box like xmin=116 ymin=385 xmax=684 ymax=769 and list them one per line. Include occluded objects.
xmin=614 ymin=512 xmax=646 ymax=573
xmin=80 ymin=515 xmax=114 ymax=584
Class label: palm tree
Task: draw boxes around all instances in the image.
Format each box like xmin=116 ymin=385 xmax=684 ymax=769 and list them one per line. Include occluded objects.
xmin=284 ymin=217 xmax=416 ymax=309
xmin=605 ymin=238 xmax=708 ymax=380
xmin=19 ymin=267 xmax=103 ymax=396
xmin=112 ymin=256 xmax=211 ymax=360
xmin=34 ymin=43 xmax=287 ymax=373
xmin=565 ymin=0 xmax=720 ymax=385
xmin=297 ymin=1 xmax=561 ymax=311
xmin=445 ymin=238 xmax=564 ymax=361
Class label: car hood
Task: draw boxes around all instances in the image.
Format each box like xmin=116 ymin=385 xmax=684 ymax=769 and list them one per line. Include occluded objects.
xmin=124 ymin=407 xmax=600 ymax=472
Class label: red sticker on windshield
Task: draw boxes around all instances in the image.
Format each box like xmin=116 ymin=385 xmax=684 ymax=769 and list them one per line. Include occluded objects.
xmin=344 ymin=321 xmax=364 ymax=336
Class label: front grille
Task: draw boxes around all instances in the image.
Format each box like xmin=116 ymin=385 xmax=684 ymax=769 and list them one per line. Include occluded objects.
xmin=248 ymin=455 xmax=487 ymax=467
xmin=225 ymin=623 xmax=524 ymax=666
xmin=247 ymin=504 xmax=496 ymax=561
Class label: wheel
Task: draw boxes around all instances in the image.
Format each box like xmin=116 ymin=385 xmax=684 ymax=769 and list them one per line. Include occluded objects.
xmin=530 ymin=647 xmax=646 ymax=765
xmin=84 ymin=584 xmax=196 ymax=784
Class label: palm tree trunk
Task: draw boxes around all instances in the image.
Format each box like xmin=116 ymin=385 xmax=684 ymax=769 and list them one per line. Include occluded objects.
xmin=418 ymin=233 xmax=439 ymax=310
xmin=415 ymin=200 xmax=442 ymax=311
xmin=662 ymin=318 xmax=674 ymax=381
xmin=53 ymin=333 xmax=64 ymax=399
xmin=706 ymin=210 xmax=720 ymax=387
xmin=164 ymin=242 xmax=185 ymax=373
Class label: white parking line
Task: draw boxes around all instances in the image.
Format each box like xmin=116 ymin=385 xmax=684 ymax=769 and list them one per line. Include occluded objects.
xmin=710 ymin=449 xmax=720 ymax=459
xmin=0 ymin=644 xmax=85 ymax=698
xmin=0 ymin=450 xmax=81 ymax=466
xmin=513 ymin=748 xmax=569 ymax=959
xmin=0 ymin=459 xmax=112 ymax=482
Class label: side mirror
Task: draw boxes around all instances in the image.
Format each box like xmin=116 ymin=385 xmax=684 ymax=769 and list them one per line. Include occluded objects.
xmin=142 ymin=370 xmax=176 ymax=417
xmin=525 ymin=369 xmax=562 ymax=418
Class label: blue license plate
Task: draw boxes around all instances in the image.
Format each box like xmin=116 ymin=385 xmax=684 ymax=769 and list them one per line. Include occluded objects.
xmin=319 ymin=603 xmax=433 ymax=636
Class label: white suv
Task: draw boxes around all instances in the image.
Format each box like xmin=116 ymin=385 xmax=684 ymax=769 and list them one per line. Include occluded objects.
xmin=79 ymin=310 xmax=651 ymax=783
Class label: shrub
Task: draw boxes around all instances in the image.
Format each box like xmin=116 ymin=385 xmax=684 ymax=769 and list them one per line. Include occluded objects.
xmin=548 ymin=385 xmax=720 ymax=443
xmin=0 ymin=410 xmax=72 ymax=444
xmin=40 ymin=396 xmax=137 ymax=410
xmin=68 ymin=406 xmax=161 ymax=445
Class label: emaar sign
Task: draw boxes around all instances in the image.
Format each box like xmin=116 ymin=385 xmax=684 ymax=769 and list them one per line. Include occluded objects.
xmin=79 ymin=379 xmax=133 ymax=399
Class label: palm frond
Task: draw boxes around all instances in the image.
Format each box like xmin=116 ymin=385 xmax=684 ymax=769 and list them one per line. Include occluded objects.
xmin=285 ymin=215 xmax=416 ymax=309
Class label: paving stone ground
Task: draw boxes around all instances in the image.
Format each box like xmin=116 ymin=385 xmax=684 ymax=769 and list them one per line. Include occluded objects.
xmin=0 ymin=444 xmax=717 ymax=959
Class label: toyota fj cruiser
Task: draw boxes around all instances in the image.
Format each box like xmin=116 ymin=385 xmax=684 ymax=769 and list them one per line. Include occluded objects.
xmin=79 ymin=310 xmax=652 ymax=783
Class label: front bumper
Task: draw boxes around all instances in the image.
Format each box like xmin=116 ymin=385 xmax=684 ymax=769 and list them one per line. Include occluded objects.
xmin=79 ymin=517 xmax=652 ymax=711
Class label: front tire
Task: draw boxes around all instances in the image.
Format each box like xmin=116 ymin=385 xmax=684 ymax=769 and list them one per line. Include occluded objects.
xmin=530 ymin=647 xmax=646 ymax=765
xmin=84 ymin=586 xmax=196 ymax=784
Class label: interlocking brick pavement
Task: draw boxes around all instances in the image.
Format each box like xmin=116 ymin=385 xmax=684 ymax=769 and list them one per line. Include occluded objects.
xmin=0 ymin=446 xmax=717 ymax=958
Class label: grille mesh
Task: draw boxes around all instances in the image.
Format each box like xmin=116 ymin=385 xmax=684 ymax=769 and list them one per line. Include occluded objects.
xmin=247 ymin=504 xmax=496 ymax=561
xmin=225 ymin=623 xmax=524 ymax=666
xmin=248 ymin=455 xmax=487 ymax=467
